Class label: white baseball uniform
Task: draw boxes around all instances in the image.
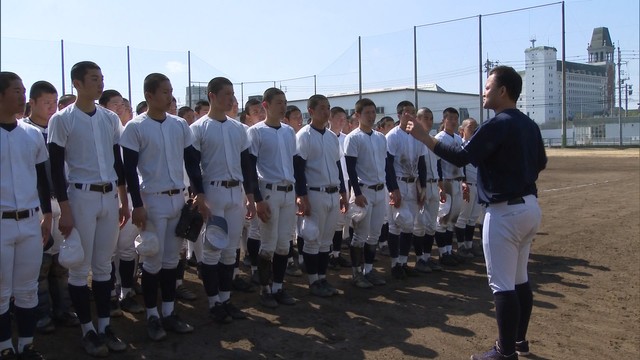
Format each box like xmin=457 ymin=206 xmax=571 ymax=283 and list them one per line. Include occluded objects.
xmin=247 ymin=120 xmax=297 ymax=256
xmin=343 ymin=128 xmax=388 ymax=247
xmin=434 ymin=130 xmax=464 ymax=231
xmin=1 ymin=121 xmax=48 ymax=314
xmin=190 ymin=115 xmax=249 ymax=266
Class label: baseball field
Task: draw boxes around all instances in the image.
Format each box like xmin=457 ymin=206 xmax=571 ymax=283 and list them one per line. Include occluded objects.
xmin=35 ymin=148 xmax=640 ymax=359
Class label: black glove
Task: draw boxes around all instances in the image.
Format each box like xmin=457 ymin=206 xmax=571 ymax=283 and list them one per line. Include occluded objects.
xmin=175 ymin=199 xmax=204 ymax=242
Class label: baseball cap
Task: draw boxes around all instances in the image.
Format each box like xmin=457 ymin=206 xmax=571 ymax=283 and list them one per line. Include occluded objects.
xmin=58 ymin=228 xmax=84 ymax=268
xmin=299 ymin=217 xmax=319 ymax=241
xmin=135 ymin=230 xmax=159 ymax=257
xmin=437 ymin=194 xmax=452 ymax=219
xmin=393 ymin=207 xmax=413 ymax=229
xmin=205 ymin=215 xmax=229 ymax=249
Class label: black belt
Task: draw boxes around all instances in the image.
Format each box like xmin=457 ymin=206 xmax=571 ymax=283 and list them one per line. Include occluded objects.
xmin=266 ymin=183 xmax=293 ymax=192
xmin=2 ymin=207 xmax=39 ymax=220
xmin=486 ymin=197 xmax=525 ymax=207
xmin=359 ymin=183 xmax=385 ymax=191
xmin=426 ymin=179 xmax=438 ymax=183
xmin=211 ymin=180 xmax=240 ymax=188
xmin=74 ymin=183 xmax=113 ymax=193
xmin=444 ymin=177 xmax=465 ymax=182
xmin=159 ymin=188 xmax=183 ymax=196
xmin=398 ymin=177 xmax=416 ymax=183
xmin=309 ymin=186 xmax=339 ymax=194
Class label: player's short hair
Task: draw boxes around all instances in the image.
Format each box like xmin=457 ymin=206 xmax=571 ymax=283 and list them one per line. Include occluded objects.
xmin=285 ymin=105 xmax=300 ymax=120
xmin=489 ymin=65 xmax=522 ymax=102
xmin=143 ymin=73 xmax=170 ymax=94
xmin=29 ymin=80 xmax=57 ymax=100
xmin=58 ymin=94 xmax=76 ymax=108
xmin=355 ymin=98 xmax=376 ymax=114
xmin=376 ymin=116 xmax=394 ymax=130
xmin=330 ymin=106 xmax=346 ymax=117
xmin=0 ymin=71 xmax=21 ymax=94
xmin=178 ymin=106 xmax=193 ymax=118
xmin=262 ymin=87 xmax=285 ymax=104
xmin=70 ymin=61 xmax=100 ymax=82
xmin=307 ymin=94 xmax=328 ymax=111
xmin=194 ymin=100 xmax=209 ymax=113
xmin=207 ymin=77 xmax=233 ymax=96
xmin=136 ymin=101 xmax=148 ymax=114
xmin=396 ymin=100 xmax=414 ymax=115
xmin=239 ymin=111 xmax=247 ymax=124
xmin=245 ymin=98 xmax=261 ymax=111
xmin=443 ymin=107 xmax=459 ymax=117
xmin=99 ymin=89 xmax=122 ymax=107
xmin=417 ymin=107 xmax=433 ymax=116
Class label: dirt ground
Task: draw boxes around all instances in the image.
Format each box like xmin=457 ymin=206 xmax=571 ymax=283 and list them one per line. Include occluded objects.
xmin=32 ymin=148 xmax=640 ymax=360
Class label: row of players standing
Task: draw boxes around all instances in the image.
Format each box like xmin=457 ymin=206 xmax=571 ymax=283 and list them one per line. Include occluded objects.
xmin=0 ymin=60 xmax=483 ymax=359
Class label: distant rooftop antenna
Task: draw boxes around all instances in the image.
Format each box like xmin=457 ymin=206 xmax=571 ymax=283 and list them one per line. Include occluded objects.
xmin=530 ymin=36 xmax=537 ymax=48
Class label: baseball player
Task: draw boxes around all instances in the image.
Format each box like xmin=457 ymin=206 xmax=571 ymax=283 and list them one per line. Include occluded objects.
xmin=120 ymin=73 xmax=196 ymax=341
xmin=294 ymin=95 xmax=348 ymax=297
xmin=410 ymin=65 xmax=546 ymax=359
xmin=0 ymin=72 xmax=52 ymax=359
xmin=327 ymin=106 xmax=352 ymax=269
xmin=385 ymin=101 xmax=427 ymax=279
xmin=190 ymin=77 xmax=256 ymax=323
xmin=48 ymin=61 xmax=129 ymax=356
xmin=22 ymin=81 xmax=81 ymax=335
xmin=247 ymin=87 xmax=297 ymax=308
xmin=283 ymin=105 xmax=304 ymax=278
xmin=57 ymin=94 xmax=76 ymax=111
xmin=412 ymin=108 xmax=443 ymax=272
xmin=240 ymin=98 xmax=266 ymax=286
xmin=343 ymin=98 xmax=393 ymax=288
xmin=455 ymin=118 xmax=484 ymax=258
xmin=194 ymin=100 xmax=209 ymax=120
xmin=434 ymin=107 xmax=468 ymax=266
xmin=98 ymin=89 xmax=139 ymax=317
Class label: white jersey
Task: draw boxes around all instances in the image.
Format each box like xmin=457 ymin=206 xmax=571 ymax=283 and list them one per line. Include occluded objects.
xmin=424 ymin=146 xmax=439 ymax=181
xmin=386 ymin=126 xmax=427 ymax=178
xmin=462 ymin=140 xmax=478 ymax=183
xmin=434 ymin=131 xmax=464 ymax=179
xmin=0 ymin=121 xmax=48 ymax=211
xmin=343 ymin=128 xmax=386 ymax=186
xmin=48 ymin=104 xmax=120 ymax=183
xmin=296 ymin=124 xmax=341 ymax=188
xmin=119 ymin=113 xmax=193 ymax=193
xmin=247 ymin=121 xmax=296 ymax=184
xmin=191 ymin=115 xmax=250 ymax=182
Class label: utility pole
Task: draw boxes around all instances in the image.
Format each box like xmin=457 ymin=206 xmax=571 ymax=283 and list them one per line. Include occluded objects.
xmin=617 ymin=45 xmax=623 ymax=146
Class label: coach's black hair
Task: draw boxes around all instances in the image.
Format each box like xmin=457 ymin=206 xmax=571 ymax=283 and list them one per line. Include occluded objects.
xmin=0 ymin=71 xmax=21 ymax=95
xmin=70 ymin=61 xmax=100 ymax=82
xmin=489 ymin=65 xmax=523 ymax=102
xmin=29 ymin=80 xmax=57 ymax=100
xmin=144 ymin=73 xmax=170 ymax=95
xmin=262 ymin=87 xmax=285 ymax=104
xmin=98 ymin=89 xmax=122 ymax=107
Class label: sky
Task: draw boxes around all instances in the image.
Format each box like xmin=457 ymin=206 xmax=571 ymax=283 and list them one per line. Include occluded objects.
xmin=1 ymin=0 xmax=638 ymax=110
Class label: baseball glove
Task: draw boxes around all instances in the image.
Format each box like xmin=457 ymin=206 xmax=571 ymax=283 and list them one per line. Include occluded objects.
xmin=175 ymin=199 xmax=204 ymax=242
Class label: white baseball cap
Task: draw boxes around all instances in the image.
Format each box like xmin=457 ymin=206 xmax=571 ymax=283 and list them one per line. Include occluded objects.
xmin=437 ymin=194 xmax=452 ymax=219
xmin=135 ymin=230 xmax=159 ymax=257
xmin=58 ymin=228 xmax=84 ymax=268
xmin=393 ymin=207 xmax=413 ymax=229
xmin=299 ymin=217 xmax=319 ymax=241
xmin=347 ymin=203 xmax=368 ymax=223
xmin=205 ymin=215 xmax=229 ymax=249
